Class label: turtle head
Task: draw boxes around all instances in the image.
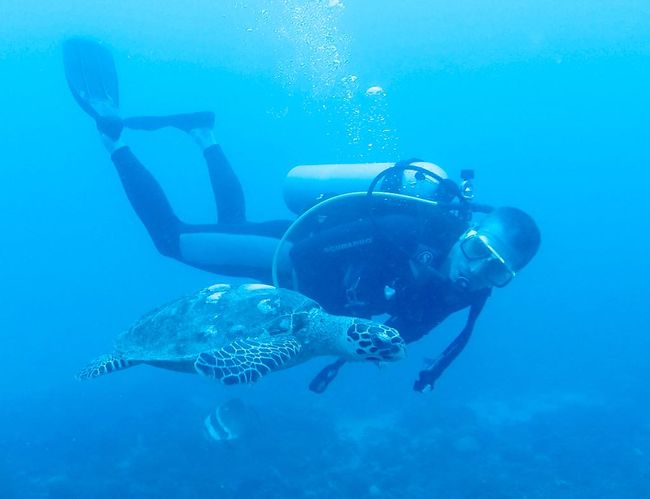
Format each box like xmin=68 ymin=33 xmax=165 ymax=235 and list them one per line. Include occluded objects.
xmin=343 ymin=319 xmax=406 ymax=362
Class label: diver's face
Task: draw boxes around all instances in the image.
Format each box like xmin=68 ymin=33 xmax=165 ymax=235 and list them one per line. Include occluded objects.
xmin=447 ymin=242 xmax=493 ymax=291
xmin=446 ymin=230 xmax=516 ymax=292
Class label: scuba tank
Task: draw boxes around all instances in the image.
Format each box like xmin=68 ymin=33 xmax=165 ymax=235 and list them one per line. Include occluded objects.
xmin=283 ymin=161 xmax=449 ymax=214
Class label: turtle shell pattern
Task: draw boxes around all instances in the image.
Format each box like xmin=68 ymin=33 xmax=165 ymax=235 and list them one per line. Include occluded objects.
xmin=114 ymin=284 xmax=321 ymax=363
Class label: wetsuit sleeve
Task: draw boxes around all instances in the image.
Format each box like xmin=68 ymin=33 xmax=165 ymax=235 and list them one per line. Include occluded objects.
xmin=412 ymin=292 xmax=489 ymax=392
xmin=384 ymin=315 xmax=444 ymax=344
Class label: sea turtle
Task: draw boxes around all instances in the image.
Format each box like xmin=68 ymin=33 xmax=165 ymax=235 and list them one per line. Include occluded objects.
xmin=78 ymin=283 xmax=406 ymax=384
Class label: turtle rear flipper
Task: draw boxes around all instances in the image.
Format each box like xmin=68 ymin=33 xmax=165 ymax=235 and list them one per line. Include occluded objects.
xmin=76 ymin=354 xmax=136 ymax=380
xmin=194 ymin=337 xmax=301 ymax=385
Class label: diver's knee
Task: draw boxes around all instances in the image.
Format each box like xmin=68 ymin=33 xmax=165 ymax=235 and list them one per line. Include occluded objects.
xmin=151 ymin=232 xmax=182 ymax=260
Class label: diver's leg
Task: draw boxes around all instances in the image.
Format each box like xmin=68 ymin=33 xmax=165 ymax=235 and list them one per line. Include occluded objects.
xmin=308 ymin=358 xmax=347 ymax=394
xmin=103 ymin=125 xmax=292 ymax=281
xmin=108 ymin=138 xmax=290 ymax=280
xmin=109 ymin=145 xmax=184 ymax=259
xmin=203 ymin=144 xmax=246 ymax=224
xmin=177 ymin=220 xmax=292 ymax=283
xmin=186 ymin=128 xmax=246 ymax=224
xmin=122 ymin=114 xmax=247 ymax=224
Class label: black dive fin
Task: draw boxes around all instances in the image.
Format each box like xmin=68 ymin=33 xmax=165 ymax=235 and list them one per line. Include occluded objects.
xmin=123 ymin=111 xmax=215 ymax=132
xmin=63 ymin=37 xmax=119 ymax=119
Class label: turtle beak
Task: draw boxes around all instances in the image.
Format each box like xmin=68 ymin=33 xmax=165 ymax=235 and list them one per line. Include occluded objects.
xmin=381 ymin=332 xmax=406 ymax=361
xmin=346 ymin=321 xmax=406 ymax=362
xmin=370 ymin=326 xmax=406 ymax=361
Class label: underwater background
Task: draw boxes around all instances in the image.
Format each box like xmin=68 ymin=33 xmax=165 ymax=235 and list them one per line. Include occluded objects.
xmin=1 ymin=0 xmax=649 ymax=497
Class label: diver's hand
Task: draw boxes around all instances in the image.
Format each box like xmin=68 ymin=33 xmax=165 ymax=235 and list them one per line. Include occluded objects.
xmin=308 ymin=358 xmax=346 ymax=394
xmin=413 ymin=368 xmax=436 ymax=392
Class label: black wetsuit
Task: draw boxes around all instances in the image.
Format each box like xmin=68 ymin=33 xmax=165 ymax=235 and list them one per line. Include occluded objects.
xmin=111 ymin=145 xmax=291 ymax=282
xmin=110 ymin=144 xmax=490 ymax=391
xmin=290 ymin=208 xmax=485 ymax=338
xmin=288 ymin=203 xmax=491 ymax=392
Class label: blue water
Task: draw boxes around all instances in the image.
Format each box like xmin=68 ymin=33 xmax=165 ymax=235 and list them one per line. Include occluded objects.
xmin=1 ymin=1 xmax=649 ymax=497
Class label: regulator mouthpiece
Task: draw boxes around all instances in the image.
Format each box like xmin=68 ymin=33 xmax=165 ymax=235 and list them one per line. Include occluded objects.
xmin=454 ymin=275 xmax=471 ymax=290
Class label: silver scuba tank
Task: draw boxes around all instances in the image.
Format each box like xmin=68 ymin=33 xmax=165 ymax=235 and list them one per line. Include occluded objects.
xmin=283 ymin=161 xmax=448 ymax=214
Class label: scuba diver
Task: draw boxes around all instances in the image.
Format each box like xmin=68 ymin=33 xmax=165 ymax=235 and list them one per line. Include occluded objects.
xmin=63 ymin=38 xmax=541 ymax=394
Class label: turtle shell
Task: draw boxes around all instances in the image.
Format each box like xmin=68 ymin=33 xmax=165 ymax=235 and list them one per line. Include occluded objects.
xmin=114 ymin=284 xmax=321 ymax=362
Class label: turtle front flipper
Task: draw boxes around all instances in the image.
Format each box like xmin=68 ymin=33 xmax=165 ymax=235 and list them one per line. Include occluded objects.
xmin=76 ymin=354 xmax=135 ymax=380
xmin=194 ymin=337 xmax=301 ymax=384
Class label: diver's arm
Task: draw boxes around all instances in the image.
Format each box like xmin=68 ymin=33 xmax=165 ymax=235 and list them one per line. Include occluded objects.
xmin=384 ymin=315 xmax=443 ymax=345
xmin=412 ymin=324 xmax=474 ymax=392
xmin=411 ymin=293 xmax=489 ymax=392
xmin=385 ymin=313 xmax=471 ymax=392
